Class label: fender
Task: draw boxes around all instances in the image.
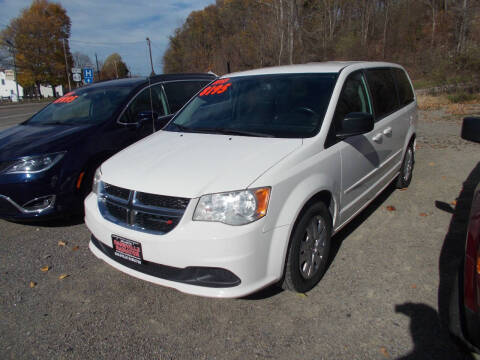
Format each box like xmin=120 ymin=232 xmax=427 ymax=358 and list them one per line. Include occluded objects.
xmin=252 ymin=149 xmax=341 ymax=279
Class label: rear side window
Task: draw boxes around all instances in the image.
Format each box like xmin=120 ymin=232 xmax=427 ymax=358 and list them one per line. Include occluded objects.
xmin=163 ymin=81 xmax=210 ymax=114
xmin=365 ymin=69 xmax=399 ymax=120
xmin=393 ymin=68 xmax=414 ymax=106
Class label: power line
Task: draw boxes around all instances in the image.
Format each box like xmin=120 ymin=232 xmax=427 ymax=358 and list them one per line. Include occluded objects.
xmin=70 ymin=39 xmax=145 ymax=46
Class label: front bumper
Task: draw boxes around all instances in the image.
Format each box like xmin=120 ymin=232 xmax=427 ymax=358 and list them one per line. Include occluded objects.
xmin=85 ymin=192 xmax=289 ymax=298
xmin=0 ymin=169 xmax=81 ymax=220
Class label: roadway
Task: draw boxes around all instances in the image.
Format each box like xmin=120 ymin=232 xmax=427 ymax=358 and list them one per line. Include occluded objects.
xmin=0 ymin=102 xmax=49 ymax=131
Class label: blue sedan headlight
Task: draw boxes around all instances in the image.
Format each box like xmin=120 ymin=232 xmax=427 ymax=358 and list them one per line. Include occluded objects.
xmin=2 ymin=152 xmax=66 ymax=174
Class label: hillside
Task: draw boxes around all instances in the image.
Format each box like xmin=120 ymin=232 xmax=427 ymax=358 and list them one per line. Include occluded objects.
xmin=163 ymin=0 xmax=480 ymax=85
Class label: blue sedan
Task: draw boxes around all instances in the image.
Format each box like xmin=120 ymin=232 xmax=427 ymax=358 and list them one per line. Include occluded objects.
xmin=0 ymin=73 xmax=215 ymax=220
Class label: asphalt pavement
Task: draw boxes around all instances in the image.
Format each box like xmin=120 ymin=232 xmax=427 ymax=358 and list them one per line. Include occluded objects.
xmin=0 ymin=102 xmax=48 ymax=130
xmin=0 ymin=107 xmax=479 ymax=359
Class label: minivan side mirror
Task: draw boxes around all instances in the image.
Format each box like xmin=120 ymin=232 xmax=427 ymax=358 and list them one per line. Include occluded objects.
xmin=336 ymin=112 xmax=374 ymax=139
xmin=461 ymin=117 xmax=480 ymax=143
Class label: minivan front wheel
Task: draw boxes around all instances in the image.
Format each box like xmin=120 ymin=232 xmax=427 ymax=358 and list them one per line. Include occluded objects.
xmin=396 ymin=142 xmax=414 ymax=189
xmin=282 ymin=202 xmax=332 ymax=293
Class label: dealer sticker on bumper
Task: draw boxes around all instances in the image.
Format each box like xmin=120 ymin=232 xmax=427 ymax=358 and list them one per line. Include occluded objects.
xmin=112 ymin=235 xmax=143 ymax=264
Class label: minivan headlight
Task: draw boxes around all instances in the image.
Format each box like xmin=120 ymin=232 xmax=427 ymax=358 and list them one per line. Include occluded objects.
xmin=193 ymin=187 xmax=271 ymax=225
xmin=92 ymin=167 xmax=102 ymax=195
xmin=2 ymin=152 xmax=65 ymax=174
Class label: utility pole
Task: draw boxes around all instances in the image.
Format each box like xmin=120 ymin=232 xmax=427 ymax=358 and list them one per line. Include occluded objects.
xmin=146 ymin=37 xmax=155 ymax=76
xmin=114 ymin=60 xmax=119 ymax=79
xmin=95 ymin=53 xmax=101 ymax=81
xmin=62 ymin=38 xmax=71 ymax=92
xmin=5 ymin=40 xmax=20 ymax=101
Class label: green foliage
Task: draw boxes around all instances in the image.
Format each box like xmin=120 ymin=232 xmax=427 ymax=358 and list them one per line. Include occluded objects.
xmin=447 ymin=91 xmax=476 ymax=104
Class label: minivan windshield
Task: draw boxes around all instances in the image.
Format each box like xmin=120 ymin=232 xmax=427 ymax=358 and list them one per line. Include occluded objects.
xmin=25 ymin=86 xmax=133 ymax=126
xmin=164 ymin=73 xmax=337 ymax=138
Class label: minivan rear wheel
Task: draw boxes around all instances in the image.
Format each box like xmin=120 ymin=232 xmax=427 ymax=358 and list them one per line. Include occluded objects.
xmin=282 ymin=202 xmax=332 ymax=293
xmin=396 ymin=142 xmax=414 ymax=189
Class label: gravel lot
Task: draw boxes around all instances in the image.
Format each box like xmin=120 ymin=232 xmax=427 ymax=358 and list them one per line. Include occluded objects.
xmin=1 ymin=105 xmax=479 ymax=359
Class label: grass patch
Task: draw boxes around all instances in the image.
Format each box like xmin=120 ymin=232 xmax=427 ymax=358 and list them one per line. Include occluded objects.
xmin=447 ymin=92 xmax=476 ymax=103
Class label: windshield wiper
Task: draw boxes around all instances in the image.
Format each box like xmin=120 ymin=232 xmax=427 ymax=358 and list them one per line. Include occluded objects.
xmin=211 ymin=128 xmax=274 ymax=137
xmin=171 ymin=123 xmax=193 ymax=132
xmin=171 ymin=124 xmax=274 ymax=137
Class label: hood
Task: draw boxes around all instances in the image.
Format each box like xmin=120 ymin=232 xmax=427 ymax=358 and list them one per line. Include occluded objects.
xmin=0 ymin=124 xmax=95 ymax=161
xmin=101 ymin=130 xmax=302 ymax=198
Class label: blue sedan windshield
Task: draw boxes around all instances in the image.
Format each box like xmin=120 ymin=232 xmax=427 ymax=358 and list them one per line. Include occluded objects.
xmin=165 ymin=73 xmax=337 ymax=138
xmin=26 ymin=86 xmax=132 ymax=125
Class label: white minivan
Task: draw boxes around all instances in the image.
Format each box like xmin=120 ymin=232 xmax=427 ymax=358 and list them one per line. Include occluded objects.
xmin=85 ymin=62 xmax=417 ymax=298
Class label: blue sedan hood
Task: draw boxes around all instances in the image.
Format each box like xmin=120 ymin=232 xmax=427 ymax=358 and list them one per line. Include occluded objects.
xmin=0 ymin=124 xmax=95 ymax=161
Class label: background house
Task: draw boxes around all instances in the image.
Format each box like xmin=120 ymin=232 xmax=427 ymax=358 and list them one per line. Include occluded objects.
xmin=0 ymin=69 xmax=23 ymax=101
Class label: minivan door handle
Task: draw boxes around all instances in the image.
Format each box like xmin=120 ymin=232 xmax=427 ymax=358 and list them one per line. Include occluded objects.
xmin=372 ymin=133 xmax=383 ymax=142
xmin=383 ymin=127 xmax=392 ymax=136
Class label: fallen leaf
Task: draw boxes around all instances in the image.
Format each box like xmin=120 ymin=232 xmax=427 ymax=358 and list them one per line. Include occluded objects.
xmin=419 ymin=213 xmax=428 ymax=217
xmin=411 ymin=284 xmax=417 ymax=289
xmin=58 ymin=274 xmax=69 ymax=280
xmin=380 ymin=347 xmax=390 ymax=358
xmin=399 ymin=188 xmax=408 ymax=191
xmin=72 ymin=246 xmax=79 ymax=251
xmin=428 ymin=162 xmax=435 ymax=166
xmin=29 ymin=281 xmax=37 ymax=288
xmin=441 ymin=176 xmax=446 ymax=180
xmin=40 ymin=266 xmax=50 ymax=272
xmin=297 ymin=293 xmax=307 ymax=298
xmin=386 ymin=205 xmax=396 ymax=211
xmin=451 ymin=200 xmax=457 ymax=206
xmin=58 ymin=241 xmax=67 ymax=247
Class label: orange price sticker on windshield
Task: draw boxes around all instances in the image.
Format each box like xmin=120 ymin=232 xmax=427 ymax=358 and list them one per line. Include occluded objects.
xmin=54 ymin=92 xmax=78 ymax=104
xmin=199 ymin=78 xmax=231 ymax=96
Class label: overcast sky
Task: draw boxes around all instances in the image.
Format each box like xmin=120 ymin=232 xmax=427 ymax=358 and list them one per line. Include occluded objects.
xmin=0 ymin=0 xmax=215 ymax=75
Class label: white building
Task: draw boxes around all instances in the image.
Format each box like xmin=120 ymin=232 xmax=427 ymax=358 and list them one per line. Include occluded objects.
xmin=0 ymin=70 xmax=23 ymax=101
xmin=40 ymin=84 xmax=64 ymax=98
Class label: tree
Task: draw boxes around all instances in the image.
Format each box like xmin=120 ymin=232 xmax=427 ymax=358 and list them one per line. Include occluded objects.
xmin=0 ymin=47 xmax=12 ymax=68
xmin=1 ymin=0 xmax=72 ymax=96
xmin=72 ymin=51 xmax=93 ymax=69
xmin=163 ymin=0 xmax=480 ymax=83
xmin=101 ymin=53 xmax=129 ymax=80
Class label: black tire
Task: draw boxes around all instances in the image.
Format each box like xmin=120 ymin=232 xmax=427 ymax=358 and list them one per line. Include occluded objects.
xmin=282 ymin=202 xmax=332 ymax=293
xmin=396 ymin=141 xmax=414 ymax=189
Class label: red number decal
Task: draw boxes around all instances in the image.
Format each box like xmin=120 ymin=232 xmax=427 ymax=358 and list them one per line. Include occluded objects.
xmin=54 ymin=94 xmax=78 ymax=103
xmin=199 ymin=80 xmax=231 ymax=97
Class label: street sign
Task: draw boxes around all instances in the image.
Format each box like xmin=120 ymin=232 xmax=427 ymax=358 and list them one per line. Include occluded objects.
xmin=83 ymin=68 xmax=94 ymax=84
xmin=71 ymin=67 xmax=81 ymax=74
xmin=72 ymin=73 xmax=81 ymax=82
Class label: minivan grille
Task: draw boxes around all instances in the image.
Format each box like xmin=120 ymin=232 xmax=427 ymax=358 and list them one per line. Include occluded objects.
xmin=98 ymin=183 xmax=189 ymax=234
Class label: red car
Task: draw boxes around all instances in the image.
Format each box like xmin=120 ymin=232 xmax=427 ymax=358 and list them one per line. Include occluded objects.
xmin=450 ymin=116 xmax=480 ymax=353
